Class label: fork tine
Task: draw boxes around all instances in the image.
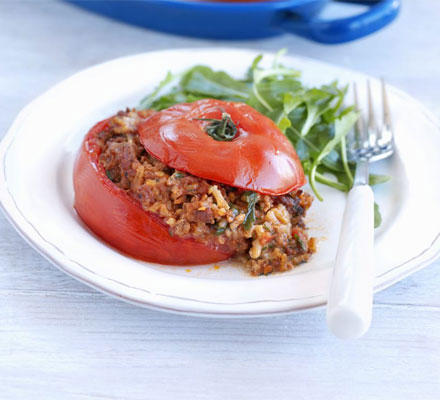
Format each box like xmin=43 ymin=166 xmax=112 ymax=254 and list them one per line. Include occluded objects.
xmin=381 ymin=78 xmax=392 ymax=134
xmin=367 ymin=80 xmax=378 ymax=146
xmin=351 ymin=79 xmax=394 ymax=164
xmin=376 ymin=78 xmax=394 ymax=151
xmin=353 ymin=83 xmax=366 ymax=147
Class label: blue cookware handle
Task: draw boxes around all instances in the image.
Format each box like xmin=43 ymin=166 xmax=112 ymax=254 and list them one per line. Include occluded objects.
xmin=281 ymin=0 xmax=401 ymax=44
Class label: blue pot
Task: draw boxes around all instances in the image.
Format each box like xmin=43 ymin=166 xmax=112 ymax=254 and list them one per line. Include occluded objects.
xmin=66 ymin=0 xmax=401 ymax=43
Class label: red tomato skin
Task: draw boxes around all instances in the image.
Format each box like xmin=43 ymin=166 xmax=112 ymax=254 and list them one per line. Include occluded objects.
xmin=73 ymin=118 xmax=234 ymax=265
xmin=138 ymin=99 xmax=306 ymax=196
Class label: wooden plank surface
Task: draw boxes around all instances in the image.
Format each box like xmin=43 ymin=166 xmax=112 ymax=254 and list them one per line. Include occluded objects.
xmin=1 ymin=1 xmax=440 ymax=399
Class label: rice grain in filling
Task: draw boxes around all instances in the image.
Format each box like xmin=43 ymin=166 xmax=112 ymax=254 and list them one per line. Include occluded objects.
xmin=97 ymin=110 xmax=315 ymax=275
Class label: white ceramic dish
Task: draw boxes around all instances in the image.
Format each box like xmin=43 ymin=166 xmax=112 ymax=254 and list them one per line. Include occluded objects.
xmin=1 ymin=48 xmax=439 ymax=317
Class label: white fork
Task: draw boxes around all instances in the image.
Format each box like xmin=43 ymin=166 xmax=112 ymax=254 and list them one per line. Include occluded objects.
xmin=326 ymin=80 xmax=394 ymax=339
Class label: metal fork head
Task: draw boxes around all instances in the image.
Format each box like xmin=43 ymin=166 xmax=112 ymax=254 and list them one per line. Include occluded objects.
xmin=349 ymin=79 xmax=394 ymax=163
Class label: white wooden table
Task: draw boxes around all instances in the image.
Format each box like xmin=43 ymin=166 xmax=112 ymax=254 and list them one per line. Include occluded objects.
xmin=1 ymin=1 xmax=439 ymax=399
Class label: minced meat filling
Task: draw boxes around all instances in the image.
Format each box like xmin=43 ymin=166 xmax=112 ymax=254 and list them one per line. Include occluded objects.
xmin=97 ymin=110 xmax=315 ymax=275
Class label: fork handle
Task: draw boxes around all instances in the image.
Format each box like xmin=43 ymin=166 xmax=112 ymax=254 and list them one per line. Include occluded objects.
xmin=326 ymin=185 xmax=375 ymax=339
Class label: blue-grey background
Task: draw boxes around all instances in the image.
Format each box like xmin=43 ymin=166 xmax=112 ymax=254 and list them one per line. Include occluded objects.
xmin=1 ymin=1 xmax=439 ymax=399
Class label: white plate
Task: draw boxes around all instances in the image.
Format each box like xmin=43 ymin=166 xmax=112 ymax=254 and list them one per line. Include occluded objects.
xmin=1 ymin=48 xmax=440 ymax=317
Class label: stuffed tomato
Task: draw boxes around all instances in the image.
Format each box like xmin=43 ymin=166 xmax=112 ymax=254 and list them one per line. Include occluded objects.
xmin=74 ymin=100 xmax=315 ymax=274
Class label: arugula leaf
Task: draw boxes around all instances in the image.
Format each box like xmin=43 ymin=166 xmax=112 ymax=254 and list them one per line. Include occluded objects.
xmin=340 ymin=135 xmax=354 ymax=187
xmin=374 ymin=202 xmax=382 ymax=229
xmin=181 ymin=66 xmax=249 ymax=100
xmin=251 ymin=64 xmax=301 ymax=112
xmin=139 ymin=71 xmax=177 ymax=110
xmin=301 ymin=87 xmax=337 ymax=136
xmin=316 ymin=166 xmax=351 ymax=192
xmin=276 ymin=93 xmax=303 ymax=133
xmin=278 ymin=116 xmax=292 ymax=133
xmin=148 ymin=92 xmax=194 ymax=110
xmin=369 ymin=174 xmax=391 ymax=186
xmin=309 ymin=111 xmax=360 ymax=201
xmin=246 ymin=54 xmax=263 ymax=81
xmin=249 ymin=78 xmax=303 ymax=111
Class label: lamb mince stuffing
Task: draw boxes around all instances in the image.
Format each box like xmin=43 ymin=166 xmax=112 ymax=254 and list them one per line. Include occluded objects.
xmin=96 ymin=109 xmax=316 ymax=275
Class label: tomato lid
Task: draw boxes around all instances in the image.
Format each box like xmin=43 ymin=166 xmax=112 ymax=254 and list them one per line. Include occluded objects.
xmin=138 ymin=99 xmax=306 ymax=195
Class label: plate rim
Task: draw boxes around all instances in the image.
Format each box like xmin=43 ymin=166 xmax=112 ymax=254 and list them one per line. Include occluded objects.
xmin=1 ymin=47 xmax=440 ymax=317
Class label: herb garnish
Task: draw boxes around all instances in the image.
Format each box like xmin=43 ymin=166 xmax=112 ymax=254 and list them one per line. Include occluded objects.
xmin=105 ymin=170 xmax=115 ymax=182
xmin=216 ymin=226 xmax=227 ymax=235
xmin=215 ymin=221 xmax=228 ymax=235
xmin=198 ymin=112 xmax=237 ymax=141
xmin=294 ymin=233 xmax=307 ymax=252
xmin=243 ymin=192 xmax=259 ymax=231
xmin=263 ymin=222 xmax=271 ymax=232
xmin=230 ymin=205 xmax=240 ymax=217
